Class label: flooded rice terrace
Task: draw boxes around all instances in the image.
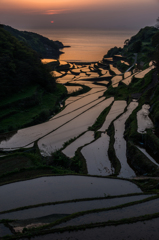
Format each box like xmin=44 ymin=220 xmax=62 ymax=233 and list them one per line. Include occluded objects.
xmin=0 ymin=58 xmax=154 ymax=176
xmin=0 ymin=33 xmax=157 ymax=238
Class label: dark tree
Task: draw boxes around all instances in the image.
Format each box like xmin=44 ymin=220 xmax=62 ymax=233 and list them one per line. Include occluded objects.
xmin=152 ymin=32 xmax=159 ymax=72
xmin=131 ymin=40 xmax=142 ymax=53
xmin=124 ymin=39 xmax=130 ymax=47
xmin=156 ymin=17 xmax=159 ymax=29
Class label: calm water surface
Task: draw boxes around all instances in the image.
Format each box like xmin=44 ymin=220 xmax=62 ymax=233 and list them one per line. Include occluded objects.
xmin=0 ymin=176 xmax=142 ymax=211
xmin=29 ymin=29 xmax=136 ymax=62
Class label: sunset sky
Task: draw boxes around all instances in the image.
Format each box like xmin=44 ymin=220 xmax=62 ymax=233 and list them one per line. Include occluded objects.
xmin=1 ymin=0 xmax=159 ymax=31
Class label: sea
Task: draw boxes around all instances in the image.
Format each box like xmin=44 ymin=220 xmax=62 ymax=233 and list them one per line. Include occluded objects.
xmin=29 ymin=28 xmax=137 ymax=62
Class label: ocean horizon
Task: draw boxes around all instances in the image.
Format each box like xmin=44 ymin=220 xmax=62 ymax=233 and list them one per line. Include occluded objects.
xmin=24 ymin=28 xmax=137 ymax=62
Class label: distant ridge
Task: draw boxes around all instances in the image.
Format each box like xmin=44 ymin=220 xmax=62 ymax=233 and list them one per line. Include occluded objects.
xmin=3 ymin=25 xmax=64 ymax=59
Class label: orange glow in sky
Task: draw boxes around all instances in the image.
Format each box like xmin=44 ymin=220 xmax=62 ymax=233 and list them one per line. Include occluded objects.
xmin=1 ymin=0 xmax=156 ymax=11
xmin=1 ymin=0 xmax=158 ymax=30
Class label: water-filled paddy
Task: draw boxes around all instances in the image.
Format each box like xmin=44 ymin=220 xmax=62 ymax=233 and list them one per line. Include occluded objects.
xmin=0 ymin=176 xmax=142 ymax=212
xmin=0 ymin=223 xmax=13 ymax=237
xmin=114 ymin=101 xmax=138 ymax=178
xmin=0 ymin=90 xmax=106 ymax=150
xmin=38 ymin=97 xmax=114 ymax=154
xmin=109 ymin=64 xmax=121 ymax=75
xmin=0 ymin=195 xmax=151 ymax=220
xmin=74 ymin=81 xmax=105 ymax=89
xmin=52 ymin=71 xmax=63 ymax=78
xmin=124 ymin=71 xmax=132 ymax=78
xmin=64 ymin=88 xmax=104 ymax=105
xmin=97 ymin=81 xmax=109 ymax=85
xmin=65 ymin=86 xmax=83 ymax=94
xmin=121 ymin=60 xmax=129 ymax=65
xmin=41 ymin=59 xmax=58 ymax=64
xmin=81 ymin=133 xmax=113 ymax=176
xmin=111 ymin=75 xmax=123 ymax=87
xmin=62 ymin=131 xmax=94 ymax=158
xmin=33 ymin=217 xmax=159 ymax=240
xmin=54 ymin=197 xmax=159 ymax=228
xmin=52 ymin=89 xmax=106 ymax=118
xmin=122 ymin=74 xmax=134 ymax=85
xmin=135 ymin=65 xmax=154 ymax=78
xmin=99 ymin=100 xmax=127 ymax=132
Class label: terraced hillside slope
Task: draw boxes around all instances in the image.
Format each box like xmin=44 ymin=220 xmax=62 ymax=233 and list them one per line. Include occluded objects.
xmin=0 ymin=26 xmax=159 ymax=239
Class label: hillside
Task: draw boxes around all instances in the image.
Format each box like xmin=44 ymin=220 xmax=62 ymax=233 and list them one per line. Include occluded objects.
xmin=3 ymin=24 xmax=64 ymax=59
xmin=0 ymin=26 xmax=67 ymax=133
xmin=105 ymin=26 xmax=159 ymax=69
xmin=1 ymin=26 xmax=159 ymax=239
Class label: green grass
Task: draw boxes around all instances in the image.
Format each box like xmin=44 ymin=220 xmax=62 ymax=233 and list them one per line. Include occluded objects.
xmin=127 ymin=141 xmax=159 ymax=177
xmin=0 ymin=83 xmax=67 ymax=133
xmin=0 ymin=149 xmax=81 ymax=186
xmin=0 ymin=154 xmax=36 ymax=175
xmin=0 ymin=85 xmax=37 ymax=108
xmin=107 ymin=123 xmax=121 ymax=176
xmin=88 ymin=101 xmax=113 ymax=132
xmin=144 ymin=130 xmax=159 ymax=162
xmin=0 ymin=167 xmax=77 ymax=187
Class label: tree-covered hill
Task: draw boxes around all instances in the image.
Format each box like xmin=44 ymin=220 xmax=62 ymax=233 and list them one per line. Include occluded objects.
xmin=3 ymin=24 xmax=63 ymax=58
xmin=0 ymin=26 xmax=67 ymax=133
xmin=152 ymin=31 xmax=159 ymax=73
xmin=0 ymin=26 xmax=56 ymax=98
xmin=105 ymin=26 xmax=159 ymax=67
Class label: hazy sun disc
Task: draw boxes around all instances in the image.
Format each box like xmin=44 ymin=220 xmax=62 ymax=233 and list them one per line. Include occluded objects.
xmin=51 ymin=21 xmax=54 ymax=23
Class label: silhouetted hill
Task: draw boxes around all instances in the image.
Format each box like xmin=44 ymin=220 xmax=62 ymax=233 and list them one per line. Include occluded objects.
xmin=3 ymin=25 xmax=64 ymax=58
xmin=105 ymin=26 xmax=159 ymax=65
xmin=0 ymin=27 xmax=56 ymax=98
xmin=0 ymin=26 xmax=66 ymax=132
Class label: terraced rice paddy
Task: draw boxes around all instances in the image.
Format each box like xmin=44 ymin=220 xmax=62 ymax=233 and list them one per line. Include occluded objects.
xmin=38 ymin=97 xmax=114 ymax=155
xmin=114 ymin=101 xmax=138 ymax=178
xmin=29 ymin=217 xmax=159 ymax=240
xmin=62 ymin=131 xmax=94 ymax=158
xmin=0 ymin=195 xmax=150 ymax=220
xmin=0 ymin=60 xmax=158 ymax=239
xmin=0 ymin=176 xmax=142 ymax=212
xmin=99 ymin=100 xmax=127 ymax=132
xmin=111 ymin=75 xmax=123 ymax=87
xmin=81 ymin=133 xmax=113 ymax=176
xmin=0 ymin=224 xmax=13 ymax=237
xmin=65 ymin=86 xmax=83 ymax=94
xmin=52 ymin=196 xmax=159 ymax=228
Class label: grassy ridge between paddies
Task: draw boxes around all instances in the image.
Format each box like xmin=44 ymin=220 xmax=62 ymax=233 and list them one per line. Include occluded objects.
xmin=0 ymin=152 xmax=78 ymax=187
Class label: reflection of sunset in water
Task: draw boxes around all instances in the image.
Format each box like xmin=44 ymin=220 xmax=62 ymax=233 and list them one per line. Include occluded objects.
xmin=38 ymin=29 xmax=136 ymax=62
